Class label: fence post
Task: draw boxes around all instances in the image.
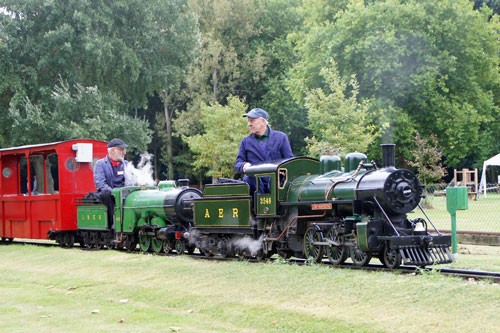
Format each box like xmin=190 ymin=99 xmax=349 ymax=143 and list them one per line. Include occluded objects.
xmin=446 ymin=186 xmax=469 ymax=261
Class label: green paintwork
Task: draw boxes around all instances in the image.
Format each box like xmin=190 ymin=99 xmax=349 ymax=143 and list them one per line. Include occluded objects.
xmin=446 ymin=186 xmax=468 ymax=214
xmin=344 ymin=152 xmax=367 ymax=172
xmin=194 ymin=198 xmax=251 ymax=227
xmin=256 ymin=172 xmax=276 ymax=216
xmin=356 ymin=221 xmax=369 ymax=252
xmin=203 ymin=184 xmax=249 ymax=197
xmin=158 ymin=180 xmax=177 ymax=192
xmin=114 ymin=186 xmax=168 ymax=233
xmin=286 ymin=171 xmax=368 ymax=202
xmin=77 ymin=205 xmax=108 ymax=230
xmin=320 ymin=155 xmax=341 ymax=174
xmin=243 ymin=157 xmax=320 ymax=202
xmin=446 ymin=186 xmax=469 ymax=255
xmin=276 ymin=158 xmax=320 ymax=201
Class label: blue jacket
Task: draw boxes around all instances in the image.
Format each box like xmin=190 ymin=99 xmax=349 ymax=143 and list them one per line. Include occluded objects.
xmin=235 ymin=126 xmax=293 ymax=193
xmin=93 ymin=156 xmax=129 ymax=192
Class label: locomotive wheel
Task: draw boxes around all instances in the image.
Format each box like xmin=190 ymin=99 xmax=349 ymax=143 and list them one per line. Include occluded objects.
xmin=351 ymin=247 xmax=372 ymax=266
xmin=138 ymin=233 xmax=151 ymax=252
xmin=175 ymin=239 xmax=185 ymax=254
xmin=326 ymin=229 xmax=348 ymax=265
xmin=151 ymin=237 xmax=163 ymax=254
xmin=382 ymin=247 xmax=402 ymax=269
xmin=163 ymin=240 xmax=172 ymax=253
xmin=303 ymin=226 xmax=324 ymax=263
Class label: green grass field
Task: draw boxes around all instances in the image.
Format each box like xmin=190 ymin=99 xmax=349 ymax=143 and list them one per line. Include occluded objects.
xmin=408 ymin=193 xmax=500 ymax=233
xmin=1 ymin=244 xmax=499 ymax=332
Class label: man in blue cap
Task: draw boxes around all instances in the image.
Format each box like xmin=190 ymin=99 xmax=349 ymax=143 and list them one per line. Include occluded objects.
xmin=235 ymin=108 xmax=293 ymax=194
xmin=93 ymin=138 xmax=129 ymax=228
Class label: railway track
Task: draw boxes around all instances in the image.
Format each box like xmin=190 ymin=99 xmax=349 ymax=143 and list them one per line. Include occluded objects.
xmin=5 ymin=240 xmax=500 ymax=283
xmin=288 ymin=259 xmax=500 ymax=283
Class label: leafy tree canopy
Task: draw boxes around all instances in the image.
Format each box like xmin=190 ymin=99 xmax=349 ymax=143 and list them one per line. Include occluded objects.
xmin=183 ymin=95 xmax=249 ymax=181
xmin=290 ymin=0 xmax=500 ymax=167
xmin=9 ymin=79 xmax=151 ymax=151
xmin=0 ymin=0 xmax=198 ymax=151
xmin=305 ymin=60 xmax=377 ymax=157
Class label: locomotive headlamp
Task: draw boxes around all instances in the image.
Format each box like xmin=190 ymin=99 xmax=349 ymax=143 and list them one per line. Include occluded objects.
xmin=414 ymin=220 xmax=426 ymax=232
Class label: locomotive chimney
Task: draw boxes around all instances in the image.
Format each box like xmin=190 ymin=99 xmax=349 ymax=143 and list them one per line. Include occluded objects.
xmin=178 ymin=179 xmax=190 ymax=187
xmin=381 ymin=144 xmax=395 ymax=168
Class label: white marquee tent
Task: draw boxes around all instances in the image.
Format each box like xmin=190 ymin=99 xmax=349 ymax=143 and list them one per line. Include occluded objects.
xmin=478 ymin=153 xmax=500 ymax=198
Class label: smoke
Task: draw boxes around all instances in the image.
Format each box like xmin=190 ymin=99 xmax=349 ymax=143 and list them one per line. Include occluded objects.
xmin=124 ymin=153 xmax=155 ymax=187
xmin=232 ymin=235 xmax=264 ymax=256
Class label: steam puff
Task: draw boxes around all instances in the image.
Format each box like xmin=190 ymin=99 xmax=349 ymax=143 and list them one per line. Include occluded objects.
xmin=124 ymin=153 xmax=155 ymax=187
xmin=233 ymin=236 xmax=264 ymax=256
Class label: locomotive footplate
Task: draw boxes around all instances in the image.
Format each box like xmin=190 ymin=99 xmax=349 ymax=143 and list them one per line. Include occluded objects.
xmin=378 ymin=235 xmax=452 ymax=266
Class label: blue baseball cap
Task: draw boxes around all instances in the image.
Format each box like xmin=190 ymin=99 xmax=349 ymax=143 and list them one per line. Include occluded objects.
xmin=243 ymin=108 xmax=268 ymax=120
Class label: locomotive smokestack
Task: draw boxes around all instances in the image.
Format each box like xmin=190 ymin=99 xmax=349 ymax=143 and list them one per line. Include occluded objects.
xmin=381 ymin=144 xmax=395 ymax=168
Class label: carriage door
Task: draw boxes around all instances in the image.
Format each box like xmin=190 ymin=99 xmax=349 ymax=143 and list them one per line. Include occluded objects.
xmin=256 ymin=172 xmax=276 ymax=216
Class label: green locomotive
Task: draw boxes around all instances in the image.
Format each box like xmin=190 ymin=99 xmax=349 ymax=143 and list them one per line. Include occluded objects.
xmin=189 ymin=144 xmax=452 ymax=268
xmin=77 ymin=180 xmax=201 ymax=253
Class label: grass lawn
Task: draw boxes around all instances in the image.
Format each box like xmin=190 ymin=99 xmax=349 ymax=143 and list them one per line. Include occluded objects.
xmin=1 ymin=244 xmax=499 ymax=332
xmin=408 ymin=193 xmax=500 ymax=233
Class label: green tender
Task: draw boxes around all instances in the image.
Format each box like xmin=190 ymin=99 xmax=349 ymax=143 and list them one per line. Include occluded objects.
xmin=78 ymin=205 xmax=108 ymax=230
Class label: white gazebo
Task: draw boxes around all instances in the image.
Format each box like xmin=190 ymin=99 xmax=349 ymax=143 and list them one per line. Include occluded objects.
xmin=478 ymin=153 xmax=500 ymax=198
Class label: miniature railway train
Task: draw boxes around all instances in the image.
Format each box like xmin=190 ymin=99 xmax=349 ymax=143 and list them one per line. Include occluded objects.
xmin=0 ymin=140 xmax=452 ymax=269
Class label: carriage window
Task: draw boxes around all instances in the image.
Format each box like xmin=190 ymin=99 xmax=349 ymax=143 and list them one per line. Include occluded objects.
xmin=30 ymin=155 xmax=44 ymax=195
xmin=47 ymin=154 xmax=59 ymax=194
xmin=2 ymin=167 xmax=12 ymax=178
xmin=20 ymin=156 xmax=28 ymax=194
xmin=257 ymin=176 xmax=271 ymax=194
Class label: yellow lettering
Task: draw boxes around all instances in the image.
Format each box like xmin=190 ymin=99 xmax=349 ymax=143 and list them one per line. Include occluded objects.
xmin=259 ymin=197 xmax=272 ymax=205
xmin=99 ymin=215 xmax=102 ymax=220
xmin=87 ymin=215 xmax=90 ymax=220
xmin=218 ymin=208 xmax=224 ymax=218
xmin=93 ymin=215 xmax=96 ymax=220
xmin=233 ymin=208 xmax=238 ymax=218
xmin=204 ymin=209 xmax=210 ymax=218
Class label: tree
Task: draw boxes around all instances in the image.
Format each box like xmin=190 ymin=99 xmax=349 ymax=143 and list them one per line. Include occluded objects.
xmin=290 ymin=0 xmax=500 ymax=166
xmin=407 ymin=132 xmax=447 ymax=186
xmin=174 ymin=0 xmax=266 ymax=138
xmin=304 ymin=60 xmax=377 ymax=157
xmin=182 ymin=96 xmax=249 ymax=182
xmin=0 ymin=0 xmax=198 ymax=152
xmin=256 ymin=0 xmax=310 ymax=155
xmin=8 ymin=79 xmax=151 ymax=150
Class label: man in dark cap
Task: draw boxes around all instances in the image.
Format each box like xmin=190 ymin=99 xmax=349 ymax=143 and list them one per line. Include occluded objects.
xmin=235 ymin=108 xmax=293 ymax=194
xmin=93 ymin=138 xmax=129 ymax=228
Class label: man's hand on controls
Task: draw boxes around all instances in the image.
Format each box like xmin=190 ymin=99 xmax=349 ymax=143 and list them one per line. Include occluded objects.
xmin=243 ymin=162 xmax=251 ymax=173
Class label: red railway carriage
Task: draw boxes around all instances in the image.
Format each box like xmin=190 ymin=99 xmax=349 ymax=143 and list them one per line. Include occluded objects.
xmin=0 ymin=140 xmax=108 ymax=243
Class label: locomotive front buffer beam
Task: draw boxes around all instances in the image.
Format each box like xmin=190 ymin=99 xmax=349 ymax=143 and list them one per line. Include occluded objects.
xmin=378 ymin=235 xmax=452 ymax=266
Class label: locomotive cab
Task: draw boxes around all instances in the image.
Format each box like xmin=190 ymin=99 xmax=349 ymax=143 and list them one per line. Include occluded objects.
xmin=244 ymin=157 xmax=320 ymax=217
